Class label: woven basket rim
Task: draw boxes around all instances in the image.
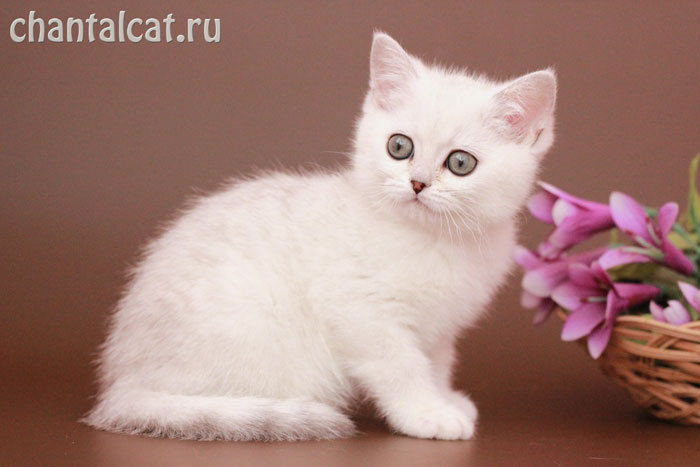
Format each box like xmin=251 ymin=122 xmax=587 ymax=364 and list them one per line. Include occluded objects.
xmin=613 ymin=315 xmax=700 ymax=335
xmin=556 ymin=309 xmax=700 ymax=339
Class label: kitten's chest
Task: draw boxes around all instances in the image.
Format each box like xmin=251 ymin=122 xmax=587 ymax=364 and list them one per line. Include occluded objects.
xmin=335 ymin=220 xmax=514 ymax=315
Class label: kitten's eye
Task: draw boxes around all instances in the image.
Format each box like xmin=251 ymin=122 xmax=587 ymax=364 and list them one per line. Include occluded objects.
xmin=387 ymin=134 xmax=414 ymax=160
xmin=445 ymin=151 xmax=478 ymax=176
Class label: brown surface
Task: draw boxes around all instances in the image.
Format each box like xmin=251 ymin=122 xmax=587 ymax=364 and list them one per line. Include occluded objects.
xmin=2 ymin=1 xmax=700 ymax=465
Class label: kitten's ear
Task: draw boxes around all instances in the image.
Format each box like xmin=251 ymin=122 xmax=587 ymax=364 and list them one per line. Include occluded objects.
xmin=491 ymin=69 xmax=557 ymax=149
xmin=369 ymin=32 xmax=417 ymax=110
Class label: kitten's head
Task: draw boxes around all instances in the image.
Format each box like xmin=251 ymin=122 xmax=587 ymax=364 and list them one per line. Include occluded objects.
xmin=352 ymin=32 xmax=556 ymax=235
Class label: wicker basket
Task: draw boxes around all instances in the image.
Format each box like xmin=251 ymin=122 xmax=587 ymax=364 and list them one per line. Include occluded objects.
xmin=558 ymin=310 xmax=700 ymax=425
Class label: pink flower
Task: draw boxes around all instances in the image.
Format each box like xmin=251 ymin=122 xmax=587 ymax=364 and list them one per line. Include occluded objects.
xmin=520 ymin=290 xmax=556 ymax=326
xmin=528 ymin=183 xmax=615 ymax=259
xmin=678 ymin=281 xmax=700 ymax=312
xmin=650 ymin=301 xmax=692 ymax=325
xmin=515 ymin=246 xmax=560 ymax=325
xmin=610 ymin=192 xmax=695 ymax=275
xmin=552 ymin=248 xmax=660 ymax=358
xmin=516 ymin=245 xmax=605 ymax=325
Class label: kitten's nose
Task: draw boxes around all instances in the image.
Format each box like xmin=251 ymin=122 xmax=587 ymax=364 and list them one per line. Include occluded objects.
xmin=411 ymin=180 xmax=427 ymax=194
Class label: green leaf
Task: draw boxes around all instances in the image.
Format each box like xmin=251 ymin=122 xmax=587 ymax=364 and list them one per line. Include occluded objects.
xmin=607 ymin=261 xmax=691 ymax=297
xmin=609 ymin=228 xmax=620 ymax=245
xmin=688 ymin=304 xmax=700 ymax=321
xmin=607 ymin=262 xmax=659 ymax=283
xmin=685 ymin=154 xmax=700 ymax=232
xmin=667 ymin=231 xmax=699 ymax=250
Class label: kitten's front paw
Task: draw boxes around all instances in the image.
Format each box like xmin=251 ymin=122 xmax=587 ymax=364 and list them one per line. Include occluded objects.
xmin=390 ymin=403 xmax=475 ymax=440
xmin=445 ymin=390 xmax=478 ymax=423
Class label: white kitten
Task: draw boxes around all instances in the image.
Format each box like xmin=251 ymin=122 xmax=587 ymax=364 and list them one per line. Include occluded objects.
xmin=84 ymin=32 xmax=556 ymax=441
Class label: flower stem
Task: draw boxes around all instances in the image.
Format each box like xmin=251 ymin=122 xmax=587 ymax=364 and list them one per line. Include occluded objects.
xmin=688 ymin=306 xmax=700 ymax=321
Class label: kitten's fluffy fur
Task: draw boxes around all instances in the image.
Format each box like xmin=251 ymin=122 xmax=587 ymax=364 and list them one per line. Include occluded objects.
xmin=84 ymin=33 xmax=556 ymax=441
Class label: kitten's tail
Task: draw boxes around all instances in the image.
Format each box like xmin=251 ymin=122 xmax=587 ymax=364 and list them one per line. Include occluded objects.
xmin=82 ymin=389 xmax=355 ymax=441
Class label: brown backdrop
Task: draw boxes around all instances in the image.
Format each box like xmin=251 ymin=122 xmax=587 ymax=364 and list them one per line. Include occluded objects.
xmin=2 ymin=1 xmax=700 ymax=465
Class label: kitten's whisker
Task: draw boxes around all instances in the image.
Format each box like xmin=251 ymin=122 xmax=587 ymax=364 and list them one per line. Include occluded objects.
xmin=449 ymin=205 xmax=482 ymax=248
xmin=319 ymin=150 xmax=352 ymax=157
xmin=445 ymin=209 xmax=460 ymax=243
xmin=445 ymin=211 xmax=455 ymax=243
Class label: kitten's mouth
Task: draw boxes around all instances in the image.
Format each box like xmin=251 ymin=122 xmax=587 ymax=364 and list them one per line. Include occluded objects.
xmin=409 ymin=197 xmax=432 ymax=212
